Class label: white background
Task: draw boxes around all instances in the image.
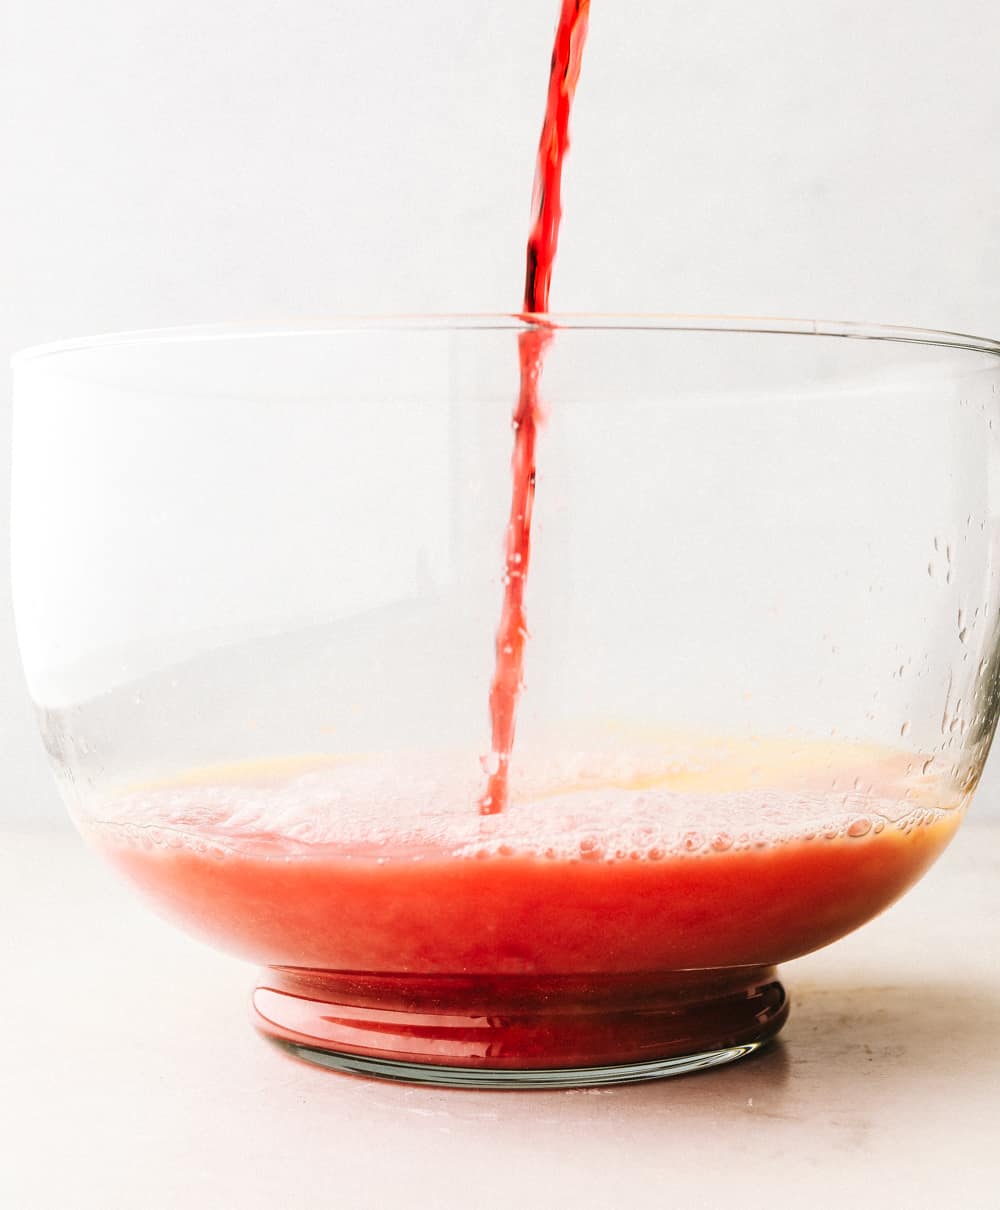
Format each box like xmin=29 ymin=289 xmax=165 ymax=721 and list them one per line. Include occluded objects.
xmin=3 ymin=0 xmax=1000 ymax=820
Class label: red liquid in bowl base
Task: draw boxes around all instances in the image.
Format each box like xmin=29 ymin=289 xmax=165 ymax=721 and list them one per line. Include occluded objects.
xmin=88 ymin=749 xmax=961 ymax=1078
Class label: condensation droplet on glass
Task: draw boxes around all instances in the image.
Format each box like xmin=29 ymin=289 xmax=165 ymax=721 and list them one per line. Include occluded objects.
xmin=900 ymin=720 xmax=911 ymax=737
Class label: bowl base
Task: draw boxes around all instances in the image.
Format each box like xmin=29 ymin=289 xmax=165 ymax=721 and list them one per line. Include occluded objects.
xmin=267 ymin=1038 xmax=768 ymax=1087
xmin=252 ymin=966 xmax=788 ymax=1088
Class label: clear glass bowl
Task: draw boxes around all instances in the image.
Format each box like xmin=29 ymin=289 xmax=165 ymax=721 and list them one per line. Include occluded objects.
xmin=12 ymin=316 xmax=1000 ymax=1087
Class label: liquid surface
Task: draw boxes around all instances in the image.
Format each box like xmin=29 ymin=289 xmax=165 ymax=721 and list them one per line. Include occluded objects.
xmin=89 ymin=741 xmax=961 ymax=975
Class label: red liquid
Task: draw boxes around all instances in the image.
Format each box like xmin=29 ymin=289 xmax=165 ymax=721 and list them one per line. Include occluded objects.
xmin=90 ymin=749 xmax=960 ymax=1070
xmin=480 ymin=0 xmax=590 ymax=815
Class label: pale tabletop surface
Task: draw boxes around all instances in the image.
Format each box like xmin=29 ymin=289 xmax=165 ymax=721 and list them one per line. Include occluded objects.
xmin=2 ymin=816 xmax=998 ymax=1210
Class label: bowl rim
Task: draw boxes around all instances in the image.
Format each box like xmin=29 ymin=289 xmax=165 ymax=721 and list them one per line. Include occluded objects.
xmin=11 ymin=313 xmax=1000 ymax=368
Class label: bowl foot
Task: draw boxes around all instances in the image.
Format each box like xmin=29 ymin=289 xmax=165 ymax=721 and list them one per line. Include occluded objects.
xmin=252 ymin=966 xmax=788 ymax=1088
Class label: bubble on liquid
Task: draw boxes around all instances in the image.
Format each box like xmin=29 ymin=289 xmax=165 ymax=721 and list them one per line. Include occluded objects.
xmin=578 ymin=835 xmax=602 ymax=861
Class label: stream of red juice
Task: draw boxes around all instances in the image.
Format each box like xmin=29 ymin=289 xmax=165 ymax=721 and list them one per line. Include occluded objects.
xmin=479 ymin=0 xmax=590 ymax=815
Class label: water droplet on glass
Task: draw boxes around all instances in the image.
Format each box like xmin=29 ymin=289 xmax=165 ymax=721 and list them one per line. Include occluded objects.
xmin=900 ymin=720 xmax=911 ymax=737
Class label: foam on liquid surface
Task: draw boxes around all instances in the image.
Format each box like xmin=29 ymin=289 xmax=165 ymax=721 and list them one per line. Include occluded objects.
xmin=88 ymin=743 xmax=958 ymax=864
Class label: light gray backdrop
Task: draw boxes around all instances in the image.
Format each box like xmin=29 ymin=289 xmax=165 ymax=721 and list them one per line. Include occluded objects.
xmin=3 ymin=0 xmax=1000 ymax=820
